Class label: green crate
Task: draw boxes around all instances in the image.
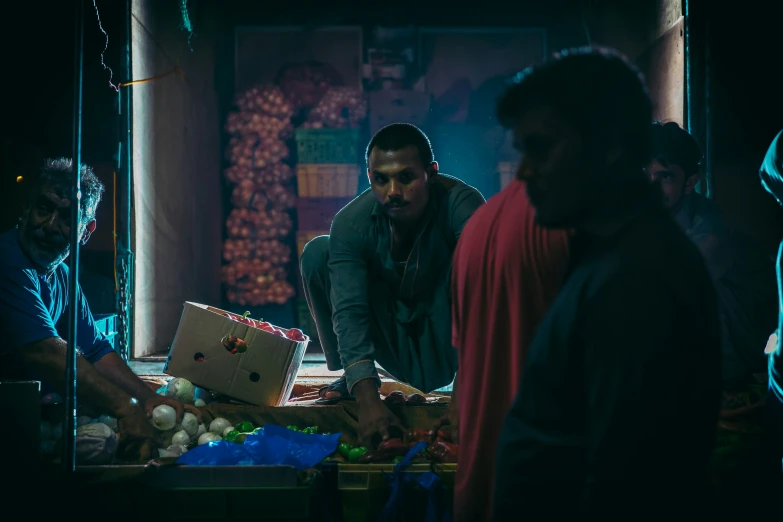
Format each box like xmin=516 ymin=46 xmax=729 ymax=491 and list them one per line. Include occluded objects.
xmin=297 ymin=298 xmax=319 ymax=342
xmin=295 ymin=128 xmax=361 ymax=164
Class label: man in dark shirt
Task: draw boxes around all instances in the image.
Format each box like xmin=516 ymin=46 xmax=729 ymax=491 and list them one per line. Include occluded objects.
xmin=492 ymin=48 xmax=722 ymax=518
xmin=0 ymin=158 xmax=199 ymax=462
xmin=300 ymin=123 xmax=484 ymax=444
xmin=647 ymin=121 xmax=777 ymax=390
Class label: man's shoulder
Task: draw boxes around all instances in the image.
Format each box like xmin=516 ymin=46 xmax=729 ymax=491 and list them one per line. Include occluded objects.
xmin=437 ymin=174 xmax=482 ymax=201
xmin=331 ymin=189 xmax=375 ymax=235
xmin=0 ymin=228 xmax=33 ymax=271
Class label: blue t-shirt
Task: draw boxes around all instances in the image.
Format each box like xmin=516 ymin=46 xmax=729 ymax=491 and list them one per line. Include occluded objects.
xmin=0 ymin=227 xmax=114 ymax=377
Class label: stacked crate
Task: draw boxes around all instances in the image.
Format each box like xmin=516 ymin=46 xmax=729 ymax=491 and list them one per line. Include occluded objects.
xmin=221 ymin=84 xmax=298 ymax=307
xmin=294 ymin=128 xmax=364 ymax=342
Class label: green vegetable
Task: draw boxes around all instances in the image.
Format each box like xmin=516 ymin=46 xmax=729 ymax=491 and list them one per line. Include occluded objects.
xmin=392 ymin=456 xmax=404 ymax=465
xmin=348 ymin=446 xmax=368 ymax=463
xmin=286 ymin=425 xmax=299 ymax=431
xmin=301 ymin=426 xmax=318 ymax=434
xmin=224 ymin=429 xmax=239 ymax=443
xmin=236 ymin=421 xmax=254 ymax=433
xmin=235 ymin=433 xmax=249 ymax=444
xmin=338 ymin=443 xmax=353 ymax=459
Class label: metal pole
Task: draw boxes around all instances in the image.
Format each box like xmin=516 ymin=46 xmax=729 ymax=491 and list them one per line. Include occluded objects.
xmin=704 ymin=19 xmax=713 ymax=199
xmin=116 ymin=0 xmax=134 ymax=361
xmin=684 ymin=0 xmax=692 ymax=133
xmin=64 ymin=0 xmax=85 ymax=473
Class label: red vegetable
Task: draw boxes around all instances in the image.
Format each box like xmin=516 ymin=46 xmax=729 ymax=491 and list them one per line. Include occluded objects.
xmin=287 ymin=328 xmax=306 ymax=342
xmin=429 ymin=441 xmax=458 ymax=463
xmin=405 ymin=429 xmax=430 ymax=445
xmin=376 ymin=438 xmax=409 ymax=457
xmin=437 ymin=429 xmax=451 ymax=442
xmin=238 ymin=311 xmax=257 ymax=327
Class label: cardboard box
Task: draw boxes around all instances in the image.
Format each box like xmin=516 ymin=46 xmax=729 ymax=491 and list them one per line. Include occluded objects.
xmin=369 ymin=90 xmax=431 ymax=134
xmin=164 ymin=303 xmax=309 ymax=406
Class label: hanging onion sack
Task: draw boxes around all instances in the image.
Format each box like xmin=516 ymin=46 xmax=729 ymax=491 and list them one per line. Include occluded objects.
xmin=222 ymin=238 xmax=292 ymax=264
xmin=305 ymin=86 xmax=368 ymax=129
xmin=225 ymin=208 xmax=293 ymax=240
xmin=224 ymin=111 xmax=289 ymax=139
xmin=234 ymin=84 xmax=295 ymax=120
xmin=275 ymin=60 xmax=344 ymax=110
xmin=221 ymin=259 xmax=288 ymax=287
xmin=226 ymin=280 xmax=297 ymax=306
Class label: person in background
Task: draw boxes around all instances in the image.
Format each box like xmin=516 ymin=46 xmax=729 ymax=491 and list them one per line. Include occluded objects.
xmin=647 ymin=121 xmax=777 ymax=393
xmin=442 ymin=179 xmax=569 ymax=522
xmin=300 ymin=123 xmax=485 ymax=445
xmin=492 ymin=48 xmax=722 ymax=519
xmin=760 ymin=130 xmax=783 ymax=443
xmin=0 ymin=158 xmax=200 ymax=463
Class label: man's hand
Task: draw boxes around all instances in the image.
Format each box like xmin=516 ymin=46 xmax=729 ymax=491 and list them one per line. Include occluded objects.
xmin=354 ymin=379 xmax=404 ymax=447
xmin=143 ymin=396 xmax=203 ymax=424
xmin=116 ymin=405 xmax=161 ymax=464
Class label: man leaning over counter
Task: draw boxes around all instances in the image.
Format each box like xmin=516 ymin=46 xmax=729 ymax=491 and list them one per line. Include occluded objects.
xmin=300 ymin=123 xmax=485 ymax=445
xmin=0 ymin=158 xmax=199 ymax=462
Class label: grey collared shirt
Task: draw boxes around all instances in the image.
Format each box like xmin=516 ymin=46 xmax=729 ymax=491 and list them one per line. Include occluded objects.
xmin=327 ymin=175 xmax=485 ymax=392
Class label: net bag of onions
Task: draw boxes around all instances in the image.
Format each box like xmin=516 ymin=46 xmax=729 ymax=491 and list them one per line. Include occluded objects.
xmin=224 ymin=111 xmax=290 ymax=139
xmin=222 ymin=259 xmax=296 ymax=306
xmin=221 ymin=259 xmax=288 ymax=287
xmin=275 ymin=60 xmax=344 ymax=110
xmin=224 ymin=163 xmax=295 ymax=186
xmin=225 ymin=208 xmax=293 ymax=240
xmin=222 ymin=238 xmax=292 ymax=264
xmin=302 ymin=86 xmax=368 ymax=129
xmin=231 ymin=180 xmax=296 ymax=212
xmin=234 ymin=84 xmax=295 ymax=121
xmin=225 ymin=280 xmax=296 ymax=306
xmin=227 ymin=135 xmax=290 ymax=169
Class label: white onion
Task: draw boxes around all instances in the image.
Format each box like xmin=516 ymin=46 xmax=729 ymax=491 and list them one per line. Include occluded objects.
xmin=209 ymin=418 xmax=232 ymax=435
xmin=198 ymin=432 xmax=222 ymax=445
xmin=166 ymin=377 xmax=196 ymax=404
xmin=171 ymin=430 xmax=191 ymax=447
xmin=223 ymin=426 xmax=236 ymax=437
xmin=151 ymin=405 xmax=177 ymax=431
xmin=180 ymin=412 xmax=199 ymax=437
xmin=193 ymin=423 xmax=207 ymax=441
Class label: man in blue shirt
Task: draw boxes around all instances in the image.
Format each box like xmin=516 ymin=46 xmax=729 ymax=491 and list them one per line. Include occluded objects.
xmin=0 ymin=158 xmax=198 ymax=462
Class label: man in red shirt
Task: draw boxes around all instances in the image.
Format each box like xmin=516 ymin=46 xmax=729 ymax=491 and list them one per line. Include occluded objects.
xmin=448 ymin=179 xmax=570 ymax=522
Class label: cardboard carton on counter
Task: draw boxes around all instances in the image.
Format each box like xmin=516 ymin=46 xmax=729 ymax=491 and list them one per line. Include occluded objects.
xmin=164 ymin=302 xmax=309 ymax=406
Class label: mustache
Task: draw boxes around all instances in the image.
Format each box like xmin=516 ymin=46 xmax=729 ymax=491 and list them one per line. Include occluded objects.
xmin=384 ymin=200 xmax=409 ymax=208
xmin=32 ymin=228 xmax=68 ymax=247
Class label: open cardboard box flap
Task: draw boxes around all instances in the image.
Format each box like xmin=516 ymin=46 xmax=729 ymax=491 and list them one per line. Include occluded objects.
xmin=164 ymin=302 xmax=308 ymax=406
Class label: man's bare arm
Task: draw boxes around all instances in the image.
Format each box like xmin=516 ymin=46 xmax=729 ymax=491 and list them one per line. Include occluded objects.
xmin=21 ymin=337 xmax=136 ymax=418
xmin=93 ymin=352 xmax=156 ymax=403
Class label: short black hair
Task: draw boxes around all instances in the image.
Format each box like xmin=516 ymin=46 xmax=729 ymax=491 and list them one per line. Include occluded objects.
xmin=365 ymin=123 xmax=434 ymax=167
xmin=497 ymin=46 xmax=653 ymax=168
xmin=650 ymin=121 xmax=703 ymax=177
xmin=25 ymin=158 xmax=105 ymax=223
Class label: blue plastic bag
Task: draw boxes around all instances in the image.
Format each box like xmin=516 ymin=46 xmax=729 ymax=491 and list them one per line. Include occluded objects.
xmin=377 ymin=441 xmax=453 ymax=522
xmin=176 ymin=424 xmax=340 ymax=469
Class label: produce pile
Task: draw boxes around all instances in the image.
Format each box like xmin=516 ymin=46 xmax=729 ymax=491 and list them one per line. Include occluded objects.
xmin=223 ymin=84 xmax=297 ymax=306
xmin=300 ymin=86 xmax=368 ymax=129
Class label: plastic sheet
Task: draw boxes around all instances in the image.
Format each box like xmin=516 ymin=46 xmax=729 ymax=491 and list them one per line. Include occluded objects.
xmin=176 ymin=424 xmax=340 ymax=469
xmin=377 ymin=441 xmax=452 ymax=522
